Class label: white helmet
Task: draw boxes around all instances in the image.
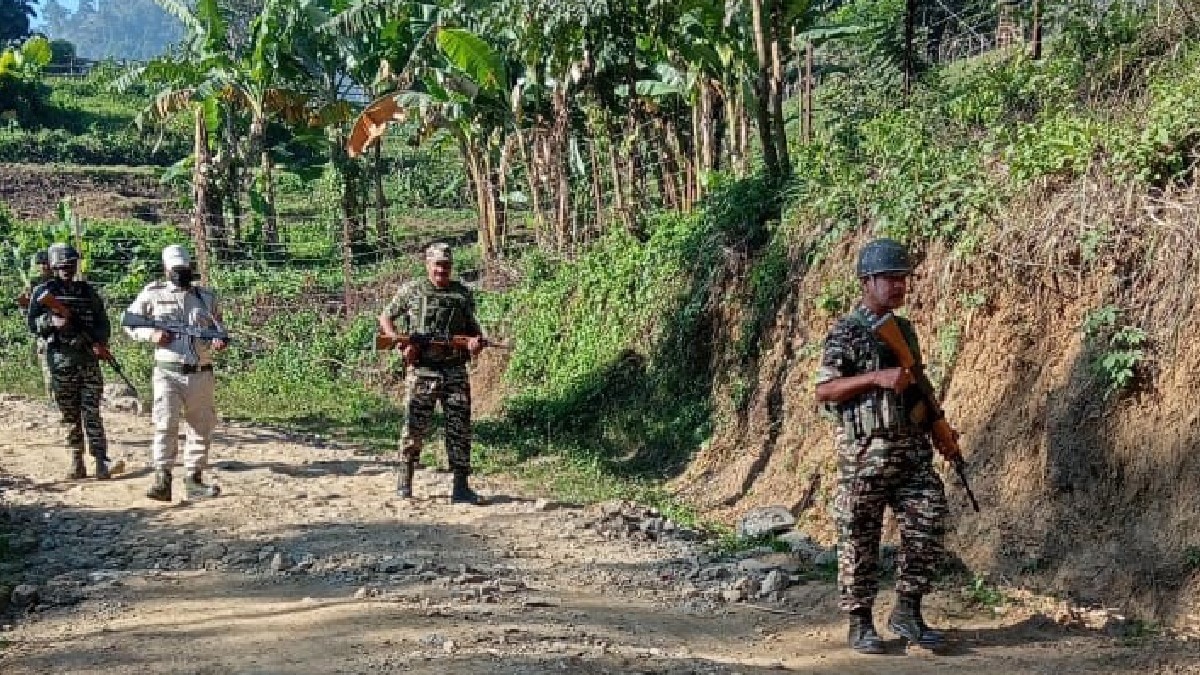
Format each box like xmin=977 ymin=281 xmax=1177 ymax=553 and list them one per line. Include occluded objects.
xmin=162 ymin=244 xmax=191 ymax=269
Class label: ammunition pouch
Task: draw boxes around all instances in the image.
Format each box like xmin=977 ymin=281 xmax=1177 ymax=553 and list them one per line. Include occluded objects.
xmin=839 ymin=389 xmax=920 ymax=443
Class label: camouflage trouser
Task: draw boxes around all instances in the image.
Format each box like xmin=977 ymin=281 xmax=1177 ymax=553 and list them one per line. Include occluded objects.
xmin=834 ymin=463 xmax=947 ymax=612
xmin=37 ymin=346 xmax=51 ymax=399
xmin=400 ymin=365 xmax=472 ymax=474
xmin=50 ymin=359 xmax=108 ymax=461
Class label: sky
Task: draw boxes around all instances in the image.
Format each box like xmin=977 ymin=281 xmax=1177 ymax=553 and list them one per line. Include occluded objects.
xmin=31 ymin=0 xmax=82 ymax=26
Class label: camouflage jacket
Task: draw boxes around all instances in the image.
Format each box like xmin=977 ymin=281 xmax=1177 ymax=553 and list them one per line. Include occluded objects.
xmin=27 ymin=278 xmax=111 ymax=368
xmin=817 ymin=304 xmax=933 ymax=476
xmin=383 ymin=278 xmax=481 ymax=371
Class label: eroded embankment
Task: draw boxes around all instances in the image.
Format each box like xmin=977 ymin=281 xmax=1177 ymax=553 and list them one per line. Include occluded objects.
xmin=677 ymin=174 xmax=1200 ymax=625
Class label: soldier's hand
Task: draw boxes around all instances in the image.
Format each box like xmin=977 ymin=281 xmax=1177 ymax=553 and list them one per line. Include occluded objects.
xmin=51 ymin=315 xmax=68 ymax=328
xmin=212 ymin=338 xmax=228 ymax=352
xmin=874 ymin=367 xmax=913 ymax=392
xmin=92 ymin=343 xmax=113 ymax=360
xmin=152 ymin=329 xmax=173 ymax=346
xmin=933 ymin=425 xmax=963 ymax=461
xmin=466 ymin=336 xmax=484 ymax=357
xmin=403 ymin=344 xmax=420 ymax=366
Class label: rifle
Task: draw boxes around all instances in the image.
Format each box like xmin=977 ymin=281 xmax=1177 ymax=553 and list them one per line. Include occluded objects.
xmin=375 ymin=332 xmax=511 ymax=352
xmin=120 ymin=311 xmax=232 ymax=343
xmin=34 ymin=289 xmax=140 ymax=399
xmin=871 ymin=313 xmax=980 ymax=512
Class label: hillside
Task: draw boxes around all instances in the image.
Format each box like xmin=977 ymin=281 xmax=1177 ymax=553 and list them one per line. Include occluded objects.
xmin=3 ymin=0 xmax=1200 ymax=664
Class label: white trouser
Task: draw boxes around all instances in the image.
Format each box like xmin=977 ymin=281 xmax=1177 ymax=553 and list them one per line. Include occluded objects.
xmin=152 ymin=368 xmax=217 ymax=472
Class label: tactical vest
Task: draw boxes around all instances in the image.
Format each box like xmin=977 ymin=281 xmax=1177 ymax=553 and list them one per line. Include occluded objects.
xmin=43 ymin=279 xmax=101 ymax=351
xmin=838 ymin=307 xmax=925 ymax=443
xmin=410 ymin=280 xmax=474 ymax=367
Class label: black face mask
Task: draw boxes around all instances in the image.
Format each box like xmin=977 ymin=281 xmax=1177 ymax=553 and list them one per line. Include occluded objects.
xmin=169 ymin=268 xmax=194 ymax=288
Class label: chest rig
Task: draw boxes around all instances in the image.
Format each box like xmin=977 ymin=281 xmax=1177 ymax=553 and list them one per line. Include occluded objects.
xmin=839 ymin=307 xmax=925 ymax=443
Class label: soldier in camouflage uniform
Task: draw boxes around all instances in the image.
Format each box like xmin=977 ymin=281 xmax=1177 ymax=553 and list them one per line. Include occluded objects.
xmin=26 ymin=244 xmax=113 ymax=480
xmin=814 ymin=238 xmax=955 ymax=654
xmin=17 ymin=249 xmax=54 ymax=398
xmin=379 ymin=242 xmax=486 ymax=505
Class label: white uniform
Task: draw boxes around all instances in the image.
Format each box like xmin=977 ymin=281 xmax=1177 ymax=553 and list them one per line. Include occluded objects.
xmin=123 ymin=280 xmax=222 ymax=473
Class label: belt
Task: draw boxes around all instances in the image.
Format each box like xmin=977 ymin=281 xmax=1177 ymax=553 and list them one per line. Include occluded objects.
xmin=156 ymin=362 xmax=214 ymax=374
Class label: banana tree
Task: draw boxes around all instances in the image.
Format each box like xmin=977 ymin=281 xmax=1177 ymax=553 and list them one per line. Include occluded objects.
xmin=121 ymin=0 xmax=315 ymax=254
xmin=348 ymin=24 xmax=513 ymax=264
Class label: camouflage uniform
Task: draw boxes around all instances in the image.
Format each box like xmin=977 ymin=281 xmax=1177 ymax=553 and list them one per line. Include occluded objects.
xmin=27 ymin=276 xmax=111 ymax=465
xmin=817 ymin=303 xmax=948 ymax=613
xmin=27 ymin=276 xmax=54 ymax=398
xmin=383 ymin=277 xmax=481 ymax=474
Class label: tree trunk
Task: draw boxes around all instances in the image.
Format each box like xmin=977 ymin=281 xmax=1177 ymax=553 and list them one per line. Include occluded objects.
xmin=769 ymin=0 xmax=791 ymax=179
xmin=587 ymin=138 xmax=605 ymax=241
xmin=373 ymin=141 xmax=388 ymax=246
xmin=904 ymin=0 xmax=916 ymax=97
xmin=803 ymin=42 xmax=814 ymax=143
xmin=459 ymin=136 xmax=496 ymax=263
xmin=192 ymin=107 xmax=213 ymax=284
xmin=261 ymin=150 xmax=278 ymax=247
xmin=750 ymin=0 xmax=780 ymax=180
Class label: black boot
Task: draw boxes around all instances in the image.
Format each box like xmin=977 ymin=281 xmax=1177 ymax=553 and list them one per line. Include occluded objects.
xmin=450 ymin=470 xmax=480 ymax=505
xmin=184 ymin=470 xmax=221 ymax=500
xmin=94 ymin=457 xmax=111 ymax=480
xmin=146 ymin=469 xmax=172 ymax=502
xmin=68 ymin=451 xmax=87 ymax=479
xmin=396 ymin=460 xmax=415 ymax=498
xmin=848 ymin=607 xmax=885 ymax=654
xmin=888 ymin=593 xmax=945 ymax=650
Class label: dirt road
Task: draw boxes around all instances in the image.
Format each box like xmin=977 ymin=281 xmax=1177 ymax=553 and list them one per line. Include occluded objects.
xmin=0 ymin=394 xmax=1195 ymax=674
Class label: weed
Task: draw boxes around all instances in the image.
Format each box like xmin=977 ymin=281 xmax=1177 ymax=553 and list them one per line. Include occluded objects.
xmin=965 ymin=573 xmax=1007 ymax=608
xmin=1081 ymin=305 xmax=1147 ymax=397
xmin=1184 ymin=546 xmax=1200 ymax=572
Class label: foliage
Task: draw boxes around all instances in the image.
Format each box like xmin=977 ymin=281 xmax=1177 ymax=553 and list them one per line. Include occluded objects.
xmin=481 ymin=177 xmax=775 ymax=480
xmin=964 ymin=572 xmax=1007 ymax=608
xmin=0 ymin=0 xmax=36 ymax=44
xmin=1082 ymin=305 xmax=1147 ymax=397
xmin=1004 ymin=110 xmax=1107 ymax=183
xmin=0 ymin=36 xmax=51 ymax=121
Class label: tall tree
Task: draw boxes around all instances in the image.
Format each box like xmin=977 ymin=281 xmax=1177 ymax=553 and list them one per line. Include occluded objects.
xmin=0 ymin=0 xmax=36 ymax=44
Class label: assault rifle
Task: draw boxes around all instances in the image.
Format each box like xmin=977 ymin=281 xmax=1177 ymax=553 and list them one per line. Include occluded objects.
xmin=375 ymin=332 xmax=511 ymax=352
xmin=872 ymin=313 xmax=980 ymax=512
xmin=34 ymin=290 xmax=139 ymax=399
xmin=120 ymin=312 xmax=232 ymax=343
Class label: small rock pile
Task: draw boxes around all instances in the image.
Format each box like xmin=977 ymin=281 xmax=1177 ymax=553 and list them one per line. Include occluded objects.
xmin=582 ymin=500 xmax=703 ymax=543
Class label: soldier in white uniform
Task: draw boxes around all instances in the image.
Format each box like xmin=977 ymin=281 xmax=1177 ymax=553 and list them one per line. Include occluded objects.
xmin=123 ymin=245 xmax=228 ymax=502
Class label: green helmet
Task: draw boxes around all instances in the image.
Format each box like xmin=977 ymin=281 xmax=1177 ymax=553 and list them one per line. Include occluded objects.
xmin=856 ymin=238 xmax=912 ymax=278
xmin=48 ymin=243 xmax=80 ymax=269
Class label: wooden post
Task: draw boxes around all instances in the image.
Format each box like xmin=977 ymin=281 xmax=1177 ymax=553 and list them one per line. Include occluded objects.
xmin=804 ymin=41 xmax=814 ymax=143
xmin=192 ymin=107 xmax=211 ymax=284
xmin=1030 ymin=0 xmax=1043 ymax=60
xmin=904 ymin=0 xmax=916 ymax=98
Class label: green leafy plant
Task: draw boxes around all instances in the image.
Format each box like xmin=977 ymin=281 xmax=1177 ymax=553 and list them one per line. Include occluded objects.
xmin=1082 ymin=305 xmax=1147 ymax=397
xmin=965 ymin=572 xmax=1006 ymax=608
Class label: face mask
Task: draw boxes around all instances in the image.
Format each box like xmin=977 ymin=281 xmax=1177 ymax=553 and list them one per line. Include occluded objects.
xmin=169 ymin=268 xmax=194 ymax=288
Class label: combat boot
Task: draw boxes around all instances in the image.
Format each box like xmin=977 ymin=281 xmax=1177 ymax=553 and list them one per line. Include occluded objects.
xmin=888 ymin=593 xmax=945 ymax=650
xmin=449 ymin=470 xmax=480 ymax=505
xmin=396 ymin=460 xmax=416 ymax=498
xmin=68 ymin=452 xmax=87 ymax=479
xmin=94 ymin=457 xmax=111 ymax=480
xmin=847 ymin=607 xmax=885 ymax=654
xmin=184 ymin=470 xmax=221 ymax=500
xmin=146 ymin=469 xmax=172 ymax=502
